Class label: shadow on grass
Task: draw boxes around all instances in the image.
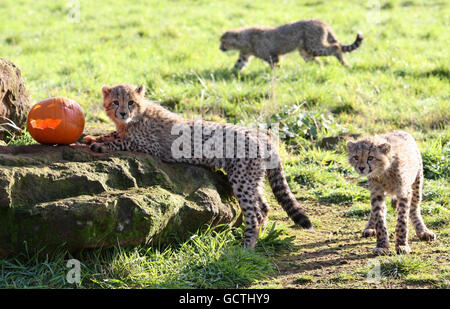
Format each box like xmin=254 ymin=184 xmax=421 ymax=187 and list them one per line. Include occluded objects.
xmin=352 ymin=64 xmax=391 ymax=73
xmin=298 ymin=236 xmax=373 ymax=251
xmin=164 ymin=68 xmax=267 ymax=84
xmin=279 ymin=237 xmax=375 ymax=273
xmin=352 ymin=64 xmax=450 ymax=81
xmin=394 ymin=67 xmax=450 ymax=80
xmin=298 ymin=252 xmax=374 ymax=272
xmin=418 ymin=68 xmax=450 ymax=80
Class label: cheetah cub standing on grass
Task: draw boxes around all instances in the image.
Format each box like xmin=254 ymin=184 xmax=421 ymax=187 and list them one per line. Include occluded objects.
xmin=220 ymin=19 xmax=363 ymax=71
xmin=84 ymin=84 xmax=313 ymax=249
xmin=347 ymin=131 xmax=436 ymax=255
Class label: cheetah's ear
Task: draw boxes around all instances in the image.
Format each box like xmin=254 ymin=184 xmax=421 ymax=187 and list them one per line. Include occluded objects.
xmin=346 ymin=141 xmax=355 ymax=151
xmin=102 ymin=86 xmax=112 ymax=98
xmin=136 ymin=85 xmax=146 ymax=97
xmin=378 ymin=143 xmax=391 ymax=154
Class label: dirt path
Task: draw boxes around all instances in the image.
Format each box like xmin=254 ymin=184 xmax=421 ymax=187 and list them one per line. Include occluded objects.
xmin=252 ymin=201 xmax=449 ymax=289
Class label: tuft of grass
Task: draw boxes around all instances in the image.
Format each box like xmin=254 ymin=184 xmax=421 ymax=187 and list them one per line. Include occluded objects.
xmin=256 ymin=222 xmax=295 ymax=255
xmin=437 ymin=270 xmax=450 ymax=288
xmin=376 ymin=255 xmax=432 ymax=279
xmin=0 ymin=245 xmax=79 ymax=288
xmin=422 ymin=142 xmax=450 ymax=180
xmin=0 ymin=225 xmax=288 ymax=289
xmin=405 ymin=273 xmax=440 ymax=286
xmin=293 ymin=275 xmax=315 ymax=285
xmin=5 ymin=130 xmax=37 ymax=146
xmin=271 ymin=104 xmax=344 ymax=149
xmin=424 ymin=216 xmax=449 ymax=229
xmin=0 ymin=117 xmax=37 ymax=146
xmin=88 ymin=225 xmax=277 ymax=288
xmin=329 ymin=272 xmax=358 ymax=283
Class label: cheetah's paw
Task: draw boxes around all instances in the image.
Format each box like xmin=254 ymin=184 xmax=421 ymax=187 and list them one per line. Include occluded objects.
xmin=395 ymin=245 xmax=411 ymax=255
xmin=372 ymin=247 xmax=390 ymax=256
xmin=362 ymin=228 xmax=376 ymax=238
xmin=90 ymin=142 xmax=109 ymax=153
xmin=83 ymin=135 xmax=97 ymax=145
xmin=418 ymin=230 xmax=436 ymax=241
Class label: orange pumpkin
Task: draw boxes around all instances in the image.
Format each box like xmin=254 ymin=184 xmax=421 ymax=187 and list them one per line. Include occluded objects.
xmin=27 ymin=97 xmax=85 ymax=145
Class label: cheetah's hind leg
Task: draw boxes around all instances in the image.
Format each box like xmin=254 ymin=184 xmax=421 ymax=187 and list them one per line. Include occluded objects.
xmin=299 ymin=48 xmax=323 ymax=67
xmin=228 ymin=176 xmax=260 ymax=249
xmin=256 ymin=193 xmax=270 ymax=235
xmin=410 ymin=171 xmax=436 ymax=241
xmin=391 ymin=197 xmax=398 ymax=210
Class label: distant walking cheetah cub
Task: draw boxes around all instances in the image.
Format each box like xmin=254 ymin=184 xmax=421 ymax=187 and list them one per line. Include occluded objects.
xmin=347 ymin=131 xmax=435 ymax=255
xmin=220 ymin=19 xmax=363 ymax=71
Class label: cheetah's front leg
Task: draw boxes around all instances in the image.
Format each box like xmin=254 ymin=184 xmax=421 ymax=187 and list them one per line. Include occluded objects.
xmin=395 ymin=193 xmax=412 ymax=254
xmin=370 ymin=193 xmax=390 ymax=255
xmin=83 ymin=131 xmax=119 ymax=145
xmin=363 ymin=195 xmax=401 ymax=237
xmin=90 ymin=138 xmax=130 ymax=154
xmin=264 ymin=54 xmax=280 ymax=69
xmin=90 ymin=142 xmax=112 ymax=153
xmin=362 ymin=211 xmax=376 ymax=238
xmin=233 ymin=53 xmax=251 ymax=71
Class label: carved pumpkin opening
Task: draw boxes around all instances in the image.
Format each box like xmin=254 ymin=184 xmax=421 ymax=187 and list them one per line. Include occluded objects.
xmin=29 ymin=119 xmax=62 ymax=130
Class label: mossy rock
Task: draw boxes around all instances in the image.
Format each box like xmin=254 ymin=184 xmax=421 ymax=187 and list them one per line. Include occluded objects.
xmin=0 ymin=58 xmax=31 ymax=141
xmin=0 ymin=145 xmax=239 ymax=257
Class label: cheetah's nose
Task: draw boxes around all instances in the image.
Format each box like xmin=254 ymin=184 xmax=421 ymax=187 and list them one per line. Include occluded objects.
xmin=120 ymin=112 xmax=126 ymax=117
xmin=359 ymin=167 xmax=365 ymax=172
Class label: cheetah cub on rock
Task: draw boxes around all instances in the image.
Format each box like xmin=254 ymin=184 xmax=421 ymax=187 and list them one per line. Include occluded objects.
xmin=84 ymin=84 xmax=313 ymax=249
xmin=220 ymin=19 xmax=363 ymax=71
xmin=347 ymin=131 xmax=436 ymax=255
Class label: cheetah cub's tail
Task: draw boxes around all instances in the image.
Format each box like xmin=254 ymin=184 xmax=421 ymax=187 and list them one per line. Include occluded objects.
xmin=267 ymin=160 xmax=313 ymax=230
xmin=340 ymin=31 xmax=364 ymax=53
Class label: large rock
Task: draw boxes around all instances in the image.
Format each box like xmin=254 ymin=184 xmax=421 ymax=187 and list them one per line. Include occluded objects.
xmin=0 ymin=145 xmax=240 ymax=257
xmin=0 ymin=58 xmax=31 ymax=141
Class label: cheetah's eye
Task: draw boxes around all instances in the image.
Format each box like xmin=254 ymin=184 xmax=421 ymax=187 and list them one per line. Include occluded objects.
xmin=128 ymin=100 xmax=135 ymax=106
xmin=368 ymin=156 xmax=374 ymax=161
xmin=352 ymin=155 xmax=358 ymax=160
xmin=113 ymin=100 xmax=119 ymax=106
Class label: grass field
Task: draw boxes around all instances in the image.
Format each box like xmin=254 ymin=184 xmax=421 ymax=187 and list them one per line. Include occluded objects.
xmin=0 ymin=0 xmax=449 ymax=288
